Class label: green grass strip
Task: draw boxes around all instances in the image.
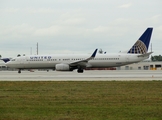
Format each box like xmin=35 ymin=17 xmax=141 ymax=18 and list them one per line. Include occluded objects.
xmin=0 ymin=81 xmax=162 ymax=120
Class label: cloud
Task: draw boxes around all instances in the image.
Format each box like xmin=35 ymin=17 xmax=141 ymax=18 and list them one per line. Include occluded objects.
xmin=34 ymin=25 xmax=86 ymax=37
xmin=0 ymin=8 xmax=19 ymax=13
xmin=0 ymin=0 xmax=162 ymax=57
xmin=34 ymin=26 xmax=60 ymax=36
xmin=119 ymin=3 xmax=132 ymax=8
xmin=0 ymin=24 xmax=35 ymax=40
xmin=60 ymin=18 xmax=86 ymax=25
xmin=92 ymin=26 xmax=110 ymax=33
xmin=25 ymin=8 xmax=57 ymax=14
xmin=151 ymin=14 xmax=162 ymax=23
xmin=34 ymin=12 xmax=87 ymax=36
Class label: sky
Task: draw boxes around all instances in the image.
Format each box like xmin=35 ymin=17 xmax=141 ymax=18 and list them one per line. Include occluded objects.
xmin=0 ymin=0 xmax=162 ymax=58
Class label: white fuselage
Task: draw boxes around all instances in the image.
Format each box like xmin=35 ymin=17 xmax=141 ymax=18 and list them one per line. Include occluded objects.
xmin=5 ymin=53 xmax=148 ymax=69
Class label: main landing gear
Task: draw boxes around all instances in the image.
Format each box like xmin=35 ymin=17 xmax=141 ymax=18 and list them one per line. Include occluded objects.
xmin=77 ymin=69 xmax=84 ymax=73
xmin=18 ymin=69 xmax=21 ymax=73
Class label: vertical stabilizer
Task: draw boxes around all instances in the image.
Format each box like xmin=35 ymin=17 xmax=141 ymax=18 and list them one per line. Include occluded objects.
xmin=128 ymin=28 xmax=153 ymax=54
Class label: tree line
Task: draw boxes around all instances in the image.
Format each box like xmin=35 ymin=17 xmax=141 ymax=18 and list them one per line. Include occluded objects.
xmin=151 ymin=55 xmax=162 ymax=61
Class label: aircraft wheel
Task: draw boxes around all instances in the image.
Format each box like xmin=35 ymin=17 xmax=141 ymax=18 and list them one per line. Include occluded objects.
xmin=18 ymin=69 xmax=21 ymax=74
xmin=77 ymin=69 xmax=84 ymax=73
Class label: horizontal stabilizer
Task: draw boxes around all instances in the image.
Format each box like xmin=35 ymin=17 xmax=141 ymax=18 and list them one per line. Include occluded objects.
xmin=138 ymin=52 xmax=153 ymax=57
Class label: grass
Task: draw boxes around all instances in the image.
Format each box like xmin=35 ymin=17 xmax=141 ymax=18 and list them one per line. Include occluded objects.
xmin=0 ymin=81 xmax=162 ymax=120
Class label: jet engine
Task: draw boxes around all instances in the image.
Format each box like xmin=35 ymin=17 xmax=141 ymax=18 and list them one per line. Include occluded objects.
xmin=55 ymin=64 xmax=70 ymax=71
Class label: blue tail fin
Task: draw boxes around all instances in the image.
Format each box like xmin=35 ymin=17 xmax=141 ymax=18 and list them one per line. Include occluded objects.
xmin=127 ymin=28 xmax=153 ymax=54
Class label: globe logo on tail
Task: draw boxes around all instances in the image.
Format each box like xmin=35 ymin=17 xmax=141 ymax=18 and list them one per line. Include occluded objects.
xmin=128 ymin=40 xmax=147 ymax=54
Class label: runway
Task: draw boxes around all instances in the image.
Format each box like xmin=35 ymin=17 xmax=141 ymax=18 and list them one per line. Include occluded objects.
xmin=0 ymin=70 xmax=162 ymax=81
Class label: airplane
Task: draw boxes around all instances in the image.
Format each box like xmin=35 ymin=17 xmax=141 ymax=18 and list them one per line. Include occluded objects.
xmin=3 ymin=27 xmax=153 ymax=73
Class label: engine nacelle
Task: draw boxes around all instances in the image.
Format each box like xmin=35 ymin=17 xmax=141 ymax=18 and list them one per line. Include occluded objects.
xmin=55 ymin=64 xmax=70 ymax=71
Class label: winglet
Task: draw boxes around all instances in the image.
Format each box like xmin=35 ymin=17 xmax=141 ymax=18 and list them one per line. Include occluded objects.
xmin=91 ymin=49 xmax=98 ymax=58
xmin=69 ymin=49 xmax=98 ymax=66
xmin=84 ymin=49 xmax=98 ymax=61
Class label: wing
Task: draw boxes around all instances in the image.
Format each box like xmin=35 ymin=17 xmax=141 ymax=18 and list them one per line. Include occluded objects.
xmin=69 ymin=49 xmax=98 ymax=67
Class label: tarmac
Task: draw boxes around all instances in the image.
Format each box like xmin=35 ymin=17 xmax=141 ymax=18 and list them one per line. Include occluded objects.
xmin=0 ymin=70 xmax=162 ymax=81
